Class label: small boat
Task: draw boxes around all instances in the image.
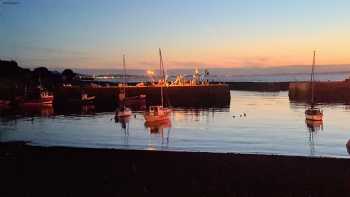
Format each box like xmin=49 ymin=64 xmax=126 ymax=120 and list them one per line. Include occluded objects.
xmin=81 ymin=93 xmax=95 ymax=104
xmin=0 ymin=100 xmax=11 ymax=106
xmin=305 ymin=107 xmax=323 ymax=121
xmin=305 ymin=51 xmax=323 ymax=121
xmin=144 ymin=105 xmax=171 ymax=122
xmin=144 ymin=49 xmax=171 ymax=123
xmin=145 ymin=117 xmax=171 ymax=134
xmin=21 ymin=90 xmax=54 ymax=107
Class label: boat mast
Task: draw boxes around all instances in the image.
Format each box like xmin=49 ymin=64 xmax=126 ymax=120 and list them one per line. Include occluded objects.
xmin=159 ymin=48 xmax=164 ymax=107
xmin=310 ymin=50 xmax=316 ymax=106
xmin=123 ymin=54 xmax=127 ymax=94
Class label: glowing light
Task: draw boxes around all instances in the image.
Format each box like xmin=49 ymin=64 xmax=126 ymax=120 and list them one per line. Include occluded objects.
xmin=147 ymin=70 xmax=155 ymax=76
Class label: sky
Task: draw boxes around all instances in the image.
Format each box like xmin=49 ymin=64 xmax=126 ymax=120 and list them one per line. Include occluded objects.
xmin=1 ymin=0 xmax=350 ymax=69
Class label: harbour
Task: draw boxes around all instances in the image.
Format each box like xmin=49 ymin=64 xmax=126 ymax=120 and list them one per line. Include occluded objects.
xmin=2 ymin=1 xmax=350 ymax=195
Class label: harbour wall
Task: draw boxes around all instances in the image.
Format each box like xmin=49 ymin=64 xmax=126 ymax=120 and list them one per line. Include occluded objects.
xmin=54 ymin=84 xmax=231 ymax=108
xmin=224 ymin=82 xmax=290 ymax=91
xmin=289 ymin=81 xmax=350 ymax=104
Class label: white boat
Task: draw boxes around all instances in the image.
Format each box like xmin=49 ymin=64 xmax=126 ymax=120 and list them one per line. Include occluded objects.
xmin=144 ymin=106 xmax=171 ymax=122
xmin=305 ymin=51 xmax=323 ymax=121
xmin=144 ymin=49 xmax=171 ymax=123
xmin=116 ymin=55 xmax=132 ymax=118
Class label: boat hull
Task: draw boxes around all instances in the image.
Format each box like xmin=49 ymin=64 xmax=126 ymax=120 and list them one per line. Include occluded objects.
xmin=305 ymin=114 xmax=323 ymax=121
xmin=144 ymin=108 xmax=171 ymax=123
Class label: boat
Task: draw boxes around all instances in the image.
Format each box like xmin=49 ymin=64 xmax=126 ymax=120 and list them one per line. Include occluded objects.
xmin=0 ymin=100 xmax=11 ymax=107
xmin=81 ymin=93 xmax=95 ymax=104
xmin=305 ymin=51 xmax=323 ymax=121
xmin=144 ymin=49 xmax=172 ymax=123
xmin=21 ymin=89 xmax=54 ymax=107
xmin=116 ymin=55 xmax=132 ymax=118
xmin=144 ymin=115 xmax=171 ymax=134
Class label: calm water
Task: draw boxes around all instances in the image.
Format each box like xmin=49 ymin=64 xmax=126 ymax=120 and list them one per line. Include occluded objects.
xmin=1 ymin=90 xmax=350 ymax=158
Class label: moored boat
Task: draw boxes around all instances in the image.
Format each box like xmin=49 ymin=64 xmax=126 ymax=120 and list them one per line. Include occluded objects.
xmin=21 ymin=90 xmax=54 ymax=107
xmin=0 ymin=100 xmax=11 ymax=106
xmin=305 ymin=51 xmax=323 ymax=121
xmin=81 ymin=93 xmax=95 ymax=104
xmin=144 ymin=49 xmax=172 ymax=123
xmin=305 ymin=108 xmax=323 ymax=121
xmin=116 ymin=55 xmax=133 ymax=118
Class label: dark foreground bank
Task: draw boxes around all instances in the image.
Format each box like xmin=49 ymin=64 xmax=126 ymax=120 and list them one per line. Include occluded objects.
xmin=1 ymin=142 xmax=350 ymax=197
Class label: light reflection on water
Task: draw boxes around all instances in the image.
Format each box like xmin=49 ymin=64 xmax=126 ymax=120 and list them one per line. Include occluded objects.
xmin=1 ymin=90 xmax=350 ymax=158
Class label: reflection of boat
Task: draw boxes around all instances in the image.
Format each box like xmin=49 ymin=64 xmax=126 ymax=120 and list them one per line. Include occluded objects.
xmin=81 ymin=104 xmax=95 ymax=115
xmin=305 ymin=51 xmax=323 ymax=121
xmin=116 ymin=55 xmax=133 ymax=118
xmin=305 ymin=119 xmax=323 ymax=132
xmin=20 ymin=105 xmax=54 ymax=117
xmin=145 ymin=118 xmax=172 ymax=145
xmin=305 ymin=119 xmax=323 ymax=156
xmin=144 ymin=49 xmax=171 ymax=123
xmin=116 ymin=106 xmax=132 ymax=117
xmin=115 ymin=115 xmax=131 ymax=130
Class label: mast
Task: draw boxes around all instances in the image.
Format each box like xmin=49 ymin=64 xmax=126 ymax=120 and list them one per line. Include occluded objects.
xmin=159 ymin=48 xmax=164 ymax=107
xmin=123 ymin=54 xmax=127 ymax=94
xmin=310 ymin=50 xmax=316 ymax=106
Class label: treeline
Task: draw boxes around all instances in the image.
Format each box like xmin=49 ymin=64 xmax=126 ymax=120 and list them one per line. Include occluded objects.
xmin=0 ymin=59 xmax=77 ymax=90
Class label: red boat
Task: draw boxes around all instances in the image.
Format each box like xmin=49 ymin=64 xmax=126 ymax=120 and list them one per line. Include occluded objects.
xmin=0 ymin=100 xmax=11 ymax=108
xmin=21 ymin=90 xmax=54 ymax=107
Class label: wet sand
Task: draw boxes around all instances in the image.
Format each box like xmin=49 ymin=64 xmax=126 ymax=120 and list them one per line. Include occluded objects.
xmin=1 ymin=142 xmax=350 ymax=197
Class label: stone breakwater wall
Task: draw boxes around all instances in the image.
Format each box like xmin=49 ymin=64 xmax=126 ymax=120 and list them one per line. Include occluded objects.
xmin=289 ymin=81 xmax=350 ymax=103
xmin=54 ymin=84 xmax=231 ymax=108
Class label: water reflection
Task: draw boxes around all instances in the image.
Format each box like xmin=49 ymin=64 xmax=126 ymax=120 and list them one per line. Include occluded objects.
xmin=115 ymin=116 xmax=130 ymax=145
xmin=305 ymin=120 xmax=323 ymax=132
xmin=305 ymin=120 xmax=323 ymax=156
xmin=81 ymin=104 xmax=96 ymax=115
xmin=144 ymin=119 xmax=172 ymax=145
xmin=0 ymin=105 xmax=54 ymax=118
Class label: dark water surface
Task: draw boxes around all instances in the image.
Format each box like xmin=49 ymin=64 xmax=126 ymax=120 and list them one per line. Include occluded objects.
xmin=1 ymin=91 xmax=350 ymax=158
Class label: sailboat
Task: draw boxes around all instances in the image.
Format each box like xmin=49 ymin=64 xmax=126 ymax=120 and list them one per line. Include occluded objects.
xmin=144 ymin=49 xmax=171 ymax=123
xmin=305 ymin=51 xmax=323 ymax=121
xmin=116 ymin=55 xmax=132 ymax=117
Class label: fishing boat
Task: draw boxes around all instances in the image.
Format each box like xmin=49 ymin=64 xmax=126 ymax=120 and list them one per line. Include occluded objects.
xmin=21 ymin=89 xmax=54 ymax=107
xmin=116 ymin=55 xmax=132 ymax=118
xmin=144 ymin=49 xmax=172 ymax=123
xmin=305 ymin=51 xmax=323 ymax=121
